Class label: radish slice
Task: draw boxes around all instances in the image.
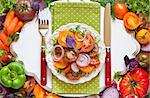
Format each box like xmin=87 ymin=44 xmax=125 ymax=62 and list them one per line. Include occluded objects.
xmin=52 ymin=45 xmax=64 ymax=61
xmin=71 ymin=63 xmax=79 ymax=73
xmin=76 ymin=53 xmax=90 ymax=67
xmin=102 ymin=87 xmax=119 ymax=98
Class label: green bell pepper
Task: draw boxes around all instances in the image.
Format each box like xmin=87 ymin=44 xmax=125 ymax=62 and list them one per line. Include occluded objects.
xmin=0 ymin=62 xmax=26 ymax=89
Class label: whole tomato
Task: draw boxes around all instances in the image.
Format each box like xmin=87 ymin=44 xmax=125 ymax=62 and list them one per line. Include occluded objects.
xmin=119 ymin=68 xmax=149 ymax=98
xmin=113 ymin=2 xmax=128 ymax=19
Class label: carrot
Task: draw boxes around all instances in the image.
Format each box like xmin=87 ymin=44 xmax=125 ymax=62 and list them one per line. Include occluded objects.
xmin=0 ymin=31 xmax=11 ymax=46
xmin=6 ymin=17 xmax=19 ymax=36
xmin=14 ymin=21 xmax=24 ymax=32
xmin=4 ymin=11 xmax=15 ymax=30
xmin=0 ymin=40 xmax=9 ymax=52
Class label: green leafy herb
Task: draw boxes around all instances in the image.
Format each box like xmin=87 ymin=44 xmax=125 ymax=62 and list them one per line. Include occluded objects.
xmin=96 ymin=54 xmax=100 ymax=58
xmin=91 ymin=0 xmax=150 ymax=21
xmin=52 ymin=37 xmax=57 ymax=44
xmin=45 ymin=0 xmax=57 ymax=8
xmin=125 ymin=0 xmax=150 ymax=22
xmin=12 ymin=32 xmax=20 ymax=41
xmin=0 ymin=0 xmax=16 ymax=15
xmin=114 ymin=72 xmax=122 ymax=81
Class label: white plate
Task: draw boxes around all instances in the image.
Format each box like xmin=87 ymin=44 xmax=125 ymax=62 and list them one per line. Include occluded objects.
xmin=46 ymin=23 xmax=106 ymax=84
xmin=11 ymin=6 xmax=140 ymax=98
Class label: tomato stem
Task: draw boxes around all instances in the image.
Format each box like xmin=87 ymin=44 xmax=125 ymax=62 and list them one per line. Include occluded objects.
xmin=131 ymin=80 xmax=137 ymax=87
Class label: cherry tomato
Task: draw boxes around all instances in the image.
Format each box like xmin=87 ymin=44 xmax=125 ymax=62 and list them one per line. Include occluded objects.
xmin=80 ymin=33 xmax=94 ymax=53
xmin=90 ymin=57 xmax=100 ymax=66
xmin=123 ymin=12 xmax=140 ymax=30
xmin=113 ymin=2 xmax=128 ymax=19
xmin=136 ymin=29 xmax=150 ymax=45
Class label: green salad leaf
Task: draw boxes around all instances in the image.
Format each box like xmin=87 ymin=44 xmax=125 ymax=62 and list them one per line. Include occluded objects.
xmin=0 ymin=0 xmax=16 ymax=15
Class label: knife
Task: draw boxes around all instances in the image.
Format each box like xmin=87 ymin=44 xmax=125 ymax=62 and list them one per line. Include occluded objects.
xmin=104 ymin=3 xmax=111 ymax=87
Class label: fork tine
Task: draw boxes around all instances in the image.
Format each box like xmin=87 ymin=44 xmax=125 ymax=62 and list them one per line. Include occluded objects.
xmin=47 ymin=20 xmax=49 ymax=25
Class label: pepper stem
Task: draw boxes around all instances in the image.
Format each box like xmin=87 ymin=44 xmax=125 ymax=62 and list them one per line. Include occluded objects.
xmin=8 ymin=71 xmax=17 ymax=80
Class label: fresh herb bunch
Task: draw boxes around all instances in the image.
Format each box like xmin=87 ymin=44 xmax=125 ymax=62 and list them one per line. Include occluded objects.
xmin=125 ymin=0 xmax=150 ymax=22
xmin=0 ymin=0 xmax=16 ymax=15
xmin=91 ymin=0 xmax=150 ymax=21
xmin=45 ymin=0 xmax=58 ymax=8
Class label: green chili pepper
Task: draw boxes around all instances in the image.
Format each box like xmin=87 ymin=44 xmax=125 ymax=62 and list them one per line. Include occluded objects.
xmin=0 ymin=62 xmax=26 ymax=89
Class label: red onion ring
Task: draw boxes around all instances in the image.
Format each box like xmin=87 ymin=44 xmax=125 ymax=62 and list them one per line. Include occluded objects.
xmin=52 ymin=45 xmax=64 ymax=62
xmin=102 ymin=87 xmax=119 ymax=98
xmin=76 ymin=53 xmax=91 ymax=67
xmin=71 ymin=63 xmax=79 ymax=73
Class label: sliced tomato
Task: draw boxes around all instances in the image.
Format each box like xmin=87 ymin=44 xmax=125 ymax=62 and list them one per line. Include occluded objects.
xmin=123 ymin=12 xmax=140 ymax=30
xmin=54 ymin=58 xmax=68 ymax=69
xmin=66 ymin=72 xmax=80 ymax=80
xmin=0 ymin=31 xmax=11 ymax=46
xmin=90 ymin=57 xmax=100 ymax=66
xmin=58 ymin=30 xmax=74 ymax=47
xmin=63 ymin=64 xmax=71 ymax=73
xmin=80 ymin=33 xmax=94 ymax=53
xmin=78 ymin=65 xmax=94 ymax=73
xmin=75 ymin=40 xmax=83 ymax=49
xmin=0 ymin=40 xmax=9 ymax=52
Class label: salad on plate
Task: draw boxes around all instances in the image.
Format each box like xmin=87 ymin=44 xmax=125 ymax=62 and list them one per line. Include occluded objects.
xmin=46 ymin=23 xmax=106 ymax=83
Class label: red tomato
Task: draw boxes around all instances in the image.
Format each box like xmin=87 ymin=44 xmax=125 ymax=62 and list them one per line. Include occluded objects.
xmin=90 ymin=57 xmax=100 ymax=66
xmin=78 ymin=65 xmax=94 ymax=73
xmin=123 ymin=12 xmax=140 ymax=30
xmin=119 ymin=68 xmax=149 ymax=98
xmin=80 ymin=33 xmax=94 ymax=53
xmin=113 ymin=2 xmax=128 ymax=19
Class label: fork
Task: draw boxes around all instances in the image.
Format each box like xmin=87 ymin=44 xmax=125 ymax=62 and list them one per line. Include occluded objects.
xmin=39 ymin=19 xmax=49 ymax=86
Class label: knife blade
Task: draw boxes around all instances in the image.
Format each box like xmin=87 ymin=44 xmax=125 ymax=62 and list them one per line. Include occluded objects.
xmin=104 ymin=3 xmax=111 ymax=87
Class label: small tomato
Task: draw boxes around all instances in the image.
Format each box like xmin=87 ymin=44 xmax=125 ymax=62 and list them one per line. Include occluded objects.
xmin=113 ymin=2 xmax=128 ymax=19
xmin=136 ymin=29 xmax=150 ymax=45
xmin=123 ymin=12 xmax=140 ymax=30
